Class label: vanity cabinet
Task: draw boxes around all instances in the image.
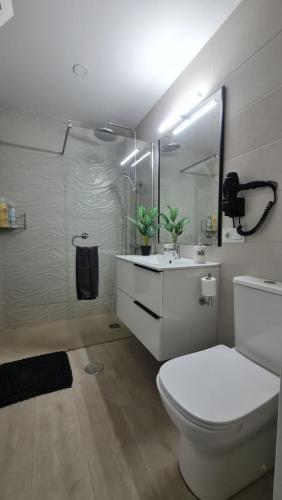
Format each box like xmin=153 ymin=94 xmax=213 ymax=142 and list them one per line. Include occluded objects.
xmin=116 ymin=257 xmax=220 ymax=361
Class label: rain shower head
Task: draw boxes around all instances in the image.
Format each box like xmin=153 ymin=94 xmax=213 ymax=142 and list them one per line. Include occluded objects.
xmin=122 ymin=174 xmax=137 ymax=192
xmin=160 ymin=136 xmax=180 ymax=153
xmin=94 ymin=125 xmax=117 ymax=142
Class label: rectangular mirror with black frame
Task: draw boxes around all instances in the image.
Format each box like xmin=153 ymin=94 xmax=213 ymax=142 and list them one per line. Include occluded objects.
xmin=158 ymin=86 xmax=225 ymax=246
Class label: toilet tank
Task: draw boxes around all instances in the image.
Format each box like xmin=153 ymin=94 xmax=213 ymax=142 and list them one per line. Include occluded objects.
xmin=234 ymin=276 xmax=282 ymax=375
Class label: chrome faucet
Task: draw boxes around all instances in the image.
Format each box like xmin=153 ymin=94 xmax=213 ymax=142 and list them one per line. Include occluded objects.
xmin=176 ymin=243 xmax=181 ymax=259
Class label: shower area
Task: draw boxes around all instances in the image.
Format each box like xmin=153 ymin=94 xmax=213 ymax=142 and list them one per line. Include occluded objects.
xmin=0 ymin=107 xmax=153 ymax=361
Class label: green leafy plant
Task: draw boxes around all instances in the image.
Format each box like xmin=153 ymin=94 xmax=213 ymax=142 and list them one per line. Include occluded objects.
xmin=127 ymin=204 xmax=159 ymax=246
xmin=160 ymin=205 xmax=190 ymax=244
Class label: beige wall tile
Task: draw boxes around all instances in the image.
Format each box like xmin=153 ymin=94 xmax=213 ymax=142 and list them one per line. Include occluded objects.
xmin=137 ymin=0 xmax=282 ymax=348
xmin=208 ymin=242 xmax=282 ymax=283
xmin=218 ymin=278 xmax=234 ymax=324
xmin=137 ymin=42 xmax=212 ymax=142
xmin=240 ymin=190 xmax=282 ymax=243
xmin=224 ymin=137 xmax=282 ymax=182
xmin=225 ymin=30 xmax=282 ymax=116
xmin=225 ymin=85 xmax=282 ymax=159
xmin=217 ymin=316 xmax=234 ymax=347
xmin=210 ymin=0 xmax=282 ymax=86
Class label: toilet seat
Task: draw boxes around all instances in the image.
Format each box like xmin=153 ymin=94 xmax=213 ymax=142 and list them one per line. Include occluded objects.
xmin=158 ymin=345 xmax=280 ymax=431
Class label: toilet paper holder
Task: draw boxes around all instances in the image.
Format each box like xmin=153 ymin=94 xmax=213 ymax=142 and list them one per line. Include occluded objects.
xmin=199 ymin=295 xmax=213 ymax=307
xmin=199 ymin=273 xmax=216 ymax=307
xmin=199 ymin=295 xmax=212 ymax=307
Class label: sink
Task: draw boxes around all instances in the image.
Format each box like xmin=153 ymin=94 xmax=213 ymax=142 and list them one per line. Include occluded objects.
xmin=116 ymin=254 xmax=219 ymax=271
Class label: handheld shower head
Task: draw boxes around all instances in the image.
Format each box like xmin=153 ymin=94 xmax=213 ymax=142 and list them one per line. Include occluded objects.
xmin=122 ymin=174 xmax=137 ymax=192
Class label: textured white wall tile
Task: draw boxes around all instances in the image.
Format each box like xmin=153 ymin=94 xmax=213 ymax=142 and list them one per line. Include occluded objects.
xmin=4 ymin=258 xmax=68 ymax=307
xmin=0 ymin=107 xmax=66 ymax=151
xmin=0 ymin=149 xmax=65 ymax=217
xmin=0 ymin=117 xmax=140 ymax=332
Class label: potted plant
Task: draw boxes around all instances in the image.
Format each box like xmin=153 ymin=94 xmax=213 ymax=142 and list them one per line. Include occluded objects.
xmin=160 ymin=205 xmax=190 ymax=244
xmin=127 ymin=204 xmax=159 ymax=255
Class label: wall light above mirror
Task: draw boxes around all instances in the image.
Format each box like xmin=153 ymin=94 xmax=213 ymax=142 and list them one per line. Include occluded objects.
xmin=158 ymin=86 xmax=225 ymax=246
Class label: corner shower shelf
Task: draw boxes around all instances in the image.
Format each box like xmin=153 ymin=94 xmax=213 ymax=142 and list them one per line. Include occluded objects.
xmin=201 ymin=219 xmax=217 ymax=239
xmin=0 ymin=213 xmax=27 ymax=231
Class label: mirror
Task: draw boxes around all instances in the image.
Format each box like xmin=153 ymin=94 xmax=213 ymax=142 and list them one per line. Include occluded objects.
xmin=158 ymin=86 xmax=225 ymax=246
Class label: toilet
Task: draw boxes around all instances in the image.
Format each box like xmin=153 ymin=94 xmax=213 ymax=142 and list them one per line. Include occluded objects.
xmin=157 ymin=276 xmax=281 ymax=500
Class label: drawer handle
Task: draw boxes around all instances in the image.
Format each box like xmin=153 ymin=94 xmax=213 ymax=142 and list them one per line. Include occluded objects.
xmin=134 ymin=263 xmax=161 ymax=273
xmin=133 ymin=300 xmax=162 ymax=319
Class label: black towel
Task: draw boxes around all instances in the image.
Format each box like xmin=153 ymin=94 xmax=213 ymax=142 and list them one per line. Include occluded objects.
xmin=76 ymin=246 xmax=99 ymax=300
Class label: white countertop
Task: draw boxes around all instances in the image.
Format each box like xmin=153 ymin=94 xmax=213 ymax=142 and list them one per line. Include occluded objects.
xmin=115 ymin=254 xmax=220 ymax=271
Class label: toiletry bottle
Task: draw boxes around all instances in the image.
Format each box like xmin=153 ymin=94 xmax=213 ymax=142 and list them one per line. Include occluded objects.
xmin=193 ymin=238 xmax=207 ymax=264
xmin=0 ymin=198 xmax=8 ymax=228
xmin=7 ymin=201 xmax=16 ymax=228
xmin=206 ymin=215 xmax=212 ymax=232
xmin=211 ymin=214 xmax=217 ymax=232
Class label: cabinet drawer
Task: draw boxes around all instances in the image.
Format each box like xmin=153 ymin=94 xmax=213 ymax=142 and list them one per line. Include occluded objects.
xmin=117 ymin=288 xmax=162 ymax=360
xmin=116 ymin=259 xmax=163 ymax=316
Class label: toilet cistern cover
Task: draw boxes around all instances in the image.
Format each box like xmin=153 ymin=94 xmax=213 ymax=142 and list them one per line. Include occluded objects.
xmin=158 ymin=345 xmax=280 ymax=427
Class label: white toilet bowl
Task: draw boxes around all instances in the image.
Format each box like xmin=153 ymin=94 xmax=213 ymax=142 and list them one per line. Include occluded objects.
xmin=157 ymin=345 xmax=279 ymax=500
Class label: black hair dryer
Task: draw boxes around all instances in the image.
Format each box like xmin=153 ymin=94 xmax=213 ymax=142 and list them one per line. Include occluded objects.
xmin=222 ymin=172 xmax=277 ymax=236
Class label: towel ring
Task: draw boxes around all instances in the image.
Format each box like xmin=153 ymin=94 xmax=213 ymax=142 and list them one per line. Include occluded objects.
xmin=72 ymin=233 xmax=101 ymax=248
xmin=72 ymin=233 xmax=89 ymax=247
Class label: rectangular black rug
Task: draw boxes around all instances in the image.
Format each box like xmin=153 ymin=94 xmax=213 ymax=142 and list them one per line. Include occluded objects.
xmin=0 ymin=351 xmax=73 ymax=408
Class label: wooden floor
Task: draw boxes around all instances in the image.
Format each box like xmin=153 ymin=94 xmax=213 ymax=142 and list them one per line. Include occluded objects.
xmin=0 ymin=337 xmax=274 ymax=500
xmin=0 ymin=314 xmax=132 ymax=364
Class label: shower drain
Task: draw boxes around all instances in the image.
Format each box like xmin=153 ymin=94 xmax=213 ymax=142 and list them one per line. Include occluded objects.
xmin=84 ymin=362 xmax=104 ymax=374
xmin=109 ymin=323 xmax=121 ymax=329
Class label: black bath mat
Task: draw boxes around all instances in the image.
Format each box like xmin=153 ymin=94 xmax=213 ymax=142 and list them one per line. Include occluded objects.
xmin=0 ymin=351 xmax=73 ymax=408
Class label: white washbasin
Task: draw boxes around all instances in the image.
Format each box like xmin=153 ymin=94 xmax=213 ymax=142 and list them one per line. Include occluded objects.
xmin=116 ymin=254 xmax=219 ymax=271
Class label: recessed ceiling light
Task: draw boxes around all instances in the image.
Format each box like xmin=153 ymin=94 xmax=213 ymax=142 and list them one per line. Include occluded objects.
xmin=73 ymin=64 xmax=88 ymax=77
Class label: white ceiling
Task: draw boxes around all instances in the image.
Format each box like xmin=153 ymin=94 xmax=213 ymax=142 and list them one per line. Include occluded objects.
xmin=0 ymin=0 xmax=241 ymax=129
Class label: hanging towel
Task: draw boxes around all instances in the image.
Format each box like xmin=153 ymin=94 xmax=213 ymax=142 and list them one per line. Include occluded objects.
xmin=76 ymin=246 xmax=99 ymax=300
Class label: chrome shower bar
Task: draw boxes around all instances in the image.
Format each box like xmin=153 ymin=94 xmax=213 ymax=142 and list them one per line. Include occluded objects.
xmin=0 ymin=121 xmax=72 ymax=156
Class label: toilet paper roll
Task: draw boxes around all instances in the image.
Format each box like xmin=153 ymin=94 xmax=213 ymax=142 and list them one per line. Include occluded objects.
xmin=201 ymin=276 xmax=216 ymax=297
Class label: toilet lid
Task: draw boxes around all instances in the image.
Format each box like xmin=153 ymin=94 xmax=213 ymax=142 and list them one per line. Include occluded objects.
xmin=158 ymin=345 xmax=280 ymax=428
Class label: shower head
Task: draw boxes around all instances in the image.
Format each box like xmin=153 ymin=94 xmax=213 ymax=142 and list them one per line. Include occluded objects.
xmin=160 ymin=143 xmax=180 ymax=152
xmin=160 ymin=136 xmax=180 ymax=153
xmin=122 ymin=174 xmax=137 ymax=192
xmin=94 ymin=125 xmax=117 ymax=142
